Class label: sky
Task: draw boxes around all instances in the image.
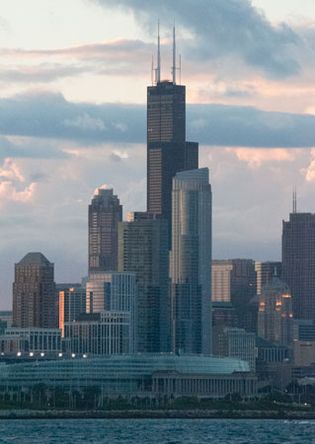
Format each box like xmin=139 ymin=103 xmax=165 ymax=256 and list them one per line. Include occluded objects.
xmin=1 ymin=0 xmax=315 ymax=308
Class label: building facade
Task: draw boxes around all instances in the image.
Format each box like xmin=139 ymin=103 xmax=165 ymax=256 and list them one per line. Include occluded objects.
xmin=230 ymin=259 xmax=257 ymax=333
xmin=0 ymin=354 xmax=256 ymax=399
xmin=64 ymin=312 xmax=133 ymax=355
xmin=258 ymin=276 xmax=293 ymax=346
xmin=170 ymin=168 xmax=212 ymax=354
xmin=212 ymin=260 xmax=233 ymax=302
xmin=255 ymin=261 xmax=282 ymax=296
xmin=86 ymin=271 xmax=137 ymax=348
xmin=59 ymin=286 xmax=86 ymax=337
xmin=88 ymin=186 xmax=122 ymax=274
xmin=13 ymin=253 xmax=57 ymax=329
xmin=118 ymin=212 xmax=170 ymax=352
xmin=0 ymin=328 xmax=61 ymax=355
xmin=147 ymin=76 xmax=198 ymax=239
xmin=218 ymin=327 xmax=256 ymax=372
xmin=282 ymin=212 xmax=315 ymax=320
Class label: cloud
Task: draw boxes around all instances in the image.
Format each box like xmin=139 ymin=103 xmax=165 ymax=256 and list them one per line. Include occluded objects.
xmin=226 ymin=148 xmax=298 ymax=168
xmin=1 ymin=91 xmax=315 ymax=149
xmin=0 ymin=135 xmax=69 ymax=160
xmin=92 ymin=0 xmax=301 ymax=78
xmin=0 ymin=158 xmax=37 ymax=205
xmin=63 ymin=113 xmax=106 ymax=131
xmin=0 ymin=64 xmax=91 ymax=83
xmin=0 ymin=40 xmax=151 ymax=84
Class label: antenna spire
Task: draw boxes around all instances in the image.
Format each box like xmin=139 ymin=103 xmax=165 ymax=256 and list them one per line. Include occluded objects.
xmin=293 ymin=187 xmax=297 ymax=214
xmin=156 ymin=20 xmax=161 ymax=84
xmin=172 ymin=24 xmax=177 ymax=84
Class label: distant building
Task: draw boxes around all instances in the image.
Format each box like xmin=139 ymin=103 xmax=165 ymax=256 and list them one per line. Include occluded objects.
xmin=12 ymin=253 xmax=57 ymax=329
xmin=64 ymin=311 xmax=133 ymax=355
xmin=258 ymin=276 xmax=293 ymax=346
xmin=0 ymin=311 xmax=12 ymax=334
xmin=293 ymin=341 xmax=315 ymax=367
xmin=0 ymin=354 xmax=257 ymax=399
xmin=212 ymin=301 xmax=238 ymax=355
xmin=88 ymin=186 xmax=122 ymax=274
xmin=212 ymin=260 xmax=233 ymax=302
xmin=218 ymin=327 xmax=256 ymax=372
xmin=0 ymin=327 xmax=61 ymax=355
xmin=58 ymin=286 xmax=86 ymax=337
xmin=86 ymin=271 xmax=137 ymax=348
xmin=255 ymin=261 xmax=282 ymax=296
xmin=230 ymin=259 xmax=257 ymax=333
xmin=293 ymin=319 xmax=315 ymax=342
xmin=118 ymin=212 xmax=170 ymax=352
xmin=282 ymin=212 xmax=315 ymax=320
xmin=170 ymin=168 xmax=212 ymax=354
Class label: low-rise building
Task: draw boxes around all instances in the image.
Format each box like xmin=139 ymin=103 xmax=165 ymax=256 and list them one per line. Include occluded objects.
xmin=0 ymin=354 xmax=257 ymax=399
xmin=64 ymin=311 xmax=133 ymax=355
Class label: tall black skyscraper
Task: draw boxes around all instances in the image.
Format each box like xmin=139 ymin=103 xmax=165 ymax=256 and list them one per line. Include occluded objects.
xmin=147 ymin=26 xmax=198 ymax=237
xmin=282 ymin=210 xmax=315 ymax=320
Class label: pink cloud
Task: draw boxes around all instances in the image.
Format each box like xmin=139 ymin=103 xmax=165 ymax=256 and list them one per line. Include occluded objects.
xmin=226 ymin=147 xmax=298 ymax=168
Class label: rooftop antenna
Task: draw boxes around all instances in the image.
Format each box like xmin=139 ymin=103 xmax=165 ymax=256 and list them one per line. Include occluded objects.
xmin=293 ymin=187 xmax=297 ymax=214
xmin=179 ymin=54 xmax=182 ymax=85
xmin=151 ymin=54 xmax=154 ymax=86
xmin=155 ymin=20 xmax=161 ymax=84
xmin=172 ymin=23 xmax=177 ymax=84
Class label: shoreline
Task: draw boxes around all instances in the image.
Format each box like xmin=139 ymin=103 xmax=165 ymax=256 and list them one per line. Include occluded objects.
xmin=0 ymin=409 xmax=314 ymax=420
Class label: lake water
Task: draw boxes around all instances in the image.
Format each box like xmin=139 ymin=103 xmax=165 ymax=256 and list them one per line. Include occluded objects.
xmin=0 ymin=418 xmax=314 ymax=443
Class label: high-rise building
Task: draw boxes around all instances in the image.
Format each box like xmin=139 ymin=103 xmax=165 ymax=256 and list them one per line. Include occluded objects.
xmin=147 ymin=27 xmax=198 ymax=238
xmin=12 ymin=253 xmax=57 ymax=329
xmin=255 ymin=261 xmax=282 ymax=296
xmin=86 ymin=272 xmax=136 ymax=313
xmin=282 ymin=212 xmax=315 ymax=320
xmin=170 ymin=168 xmax=212 ymax=354
xmin=258 ymin=276 xmax=293 ymax=346
xmin=230 ymin=259 xmax=257 ymax=333
xmin=59 ymin=286 xmax=86 ymax=337
xmin=86 ymin=271 xmax=137 ymax=348
xmin=88 ymin=186 xmax=122 ymax=274
xmin=212 ymin=260 xmax=233 ymax=302
xmin=118 ymin=212 xmax=170 ymax=352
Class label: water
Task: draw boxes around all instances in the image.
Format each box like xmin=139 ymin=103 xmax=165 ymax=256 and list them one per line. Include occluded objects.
xmin=0 ymin=419 xmax=313 ymax=443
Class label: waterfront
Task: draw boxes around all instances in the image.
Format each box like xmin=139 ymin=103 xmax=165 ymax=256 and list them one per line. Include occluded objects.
xmin=0 ymin=419 xmax=314 ymax=443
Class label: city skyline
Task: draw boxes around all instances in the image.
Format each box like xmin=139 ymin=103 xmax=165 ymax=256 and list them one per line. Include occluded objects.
xmin=2 ymin=0 xmax=315 ymax=308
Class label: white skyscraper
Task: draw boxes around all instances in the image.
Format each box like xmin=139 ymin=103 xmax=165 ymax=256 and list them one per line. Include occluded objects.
xmin=170 ymin=168 xmax=212 ymax=354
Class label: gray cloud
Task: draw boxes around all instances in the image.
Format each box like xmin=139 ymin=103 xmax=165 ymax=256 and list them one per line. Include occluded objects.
xmin=1 ymin=92 xmax=315 ymax=150
xmin=0 ymin=135 xmax=69 ymax=160
xmin=92 ymin=0 xmax=301 ymax=78
xmin=0 ymin=64 xmax=91 ymax=83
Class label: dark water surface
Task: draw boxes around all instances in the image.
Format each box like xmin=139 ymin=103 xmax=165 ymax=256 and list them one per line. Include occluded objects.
xmin=0 ymin=418 xmax=314 ymax=443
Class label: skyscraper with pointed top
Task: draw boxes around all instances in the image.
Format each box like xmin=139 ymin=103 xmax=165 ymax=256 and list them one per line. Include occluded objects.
xmin=147 ymin=25 xmax=199 ymax=241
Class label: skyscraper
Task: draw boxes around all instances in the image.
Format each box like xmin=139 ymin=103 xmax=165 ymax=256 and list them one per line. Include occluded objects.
xmin=59 ymin=285 xmax=86 ymax=337
xmin=282 ymin=212 xmax=315 ymax=320
xmin=170 ymin=168 xmax=212 ymax=354
xmin=230 ymin=259 xmax=257 ymax=333
xmin=88 ymin=186 xmax=122 ymax=274
xmin=13 ymin=252 xmax=57 ymax=328
xmin=212 ymin=260 xmax=233 ymax=303
xmin=118 ymin=212 xmax=170 ymax=352
xmin=147 ymin=26 xmax=198 ymax=237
